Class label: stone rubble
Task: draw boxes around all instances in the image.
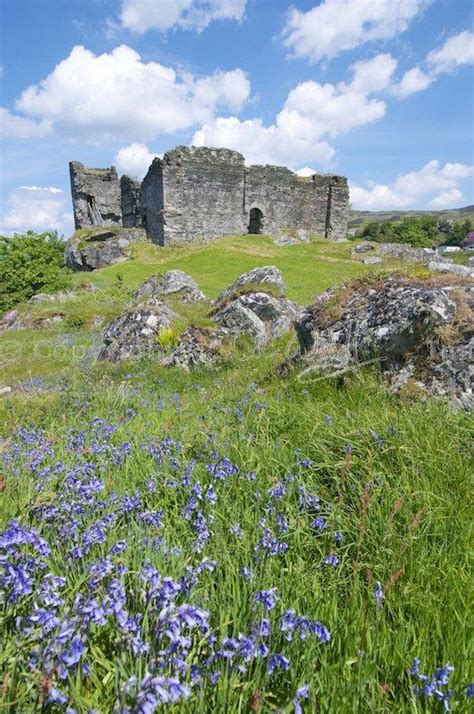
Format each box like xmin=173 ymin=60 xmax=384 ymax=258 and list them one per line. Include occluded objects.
xmin=65 ymin=228 xmax=146 ymax=271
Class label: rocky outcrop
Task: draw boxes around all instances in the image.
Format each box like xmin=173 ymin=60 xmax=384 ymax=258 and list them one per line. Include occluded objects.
xmin=121 ymin=175 xmax=143 ymax=228
xmin=133 ymin=271 xmax=207 ymax=303
xmin=214 ymin=292 xmax=298 ymax=348
xmin=162 ymin=326 xmax=226 ymax=370
xmin=65 ymin=228 xmax=146 ymax=271
xmin=214 ymin=266 xmax=285 ymax=308
xmin=428 ymin=260 xmax=474 ymax=279
xmin=296 ymin=278 xmax=473 ymax=410
xmin=378 ymin=243 xmax=436 ymax=263
xmin=99 ymin=302 xmax=176 ymax=362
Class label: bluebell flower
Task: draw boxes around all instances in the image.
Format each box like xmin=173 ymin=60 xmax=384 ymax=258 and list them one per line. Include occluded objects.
xmin=253 ymin=589 xmax=279 ymax=611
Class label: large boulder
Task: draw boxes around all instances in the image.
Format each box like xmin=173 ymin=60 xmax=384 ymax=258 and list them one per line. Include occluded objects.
xmin=133 ymin=270 xmax=207 ymax=303
xmin=98 ymin=301 xmax=176 ymax=362
xmin=162 ymin=326 xmax=226 ymax=370
xmin=214 ymin=292 xmax=298 ymax=348
xmin=352 ymin=241 xmax=374 ymax=254
xmin=296 ymin=278 xmax=473 ymax=410
xmin=65 ymin=228 xmax=146 ymax=271
xmin=378 ymin=243 xmax=436 ymax=263
xmin=214 ymin=266 xmax=285 ymax=308
xmin=428 ymin=260 xmax=474 ymax=279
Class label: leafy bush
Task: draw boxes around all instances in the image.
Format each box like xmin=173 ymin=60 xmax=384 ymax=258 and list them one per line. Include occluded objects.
xmin=437 ymin=218 xmax=473 ymax=246
xmin=0 ymin=230 xmax=71 ymax=312
xmin=360 ymin=216 xmax=439 ymax=247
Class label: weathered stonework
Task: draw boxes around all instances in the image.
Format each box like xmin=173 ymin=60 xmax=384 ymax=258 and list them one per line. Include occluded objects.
xmin=70 ymin=146 xmax=349 ymax=243
xmin=121 ymin=175 xmax=143 ymax=228
xmin=69 ymin=161 xmax=122 ymax=229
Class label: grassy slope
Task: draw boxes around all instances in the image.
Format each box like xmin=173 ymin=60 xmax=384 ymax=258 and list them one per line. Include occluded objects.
xmin=349 ymin=205 xmax=474 ymax=228
xmin=0 ymin=236 xmax=374 ymax=385
xmin=0 ymin=235 xmax=472 ymax=712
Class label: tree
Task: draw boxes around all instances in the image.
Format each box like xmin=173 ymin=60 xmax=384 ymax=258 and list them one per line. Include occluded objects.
xmin=0 ymin=230 xmax=71 ymax=313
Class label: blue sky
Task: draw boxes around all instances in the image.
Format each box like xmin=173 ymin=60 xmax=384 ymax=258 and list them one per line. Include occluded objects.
xmin=0 ymin=0 xmax=473 ymax=236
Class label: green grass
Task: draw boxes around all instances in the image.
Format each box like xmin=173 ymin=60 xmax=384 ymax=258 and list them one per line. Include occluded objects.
xmin=1 ymin=235 xmax=376 ymax=385
xmin=0 ymin=233 xmax=472 ymax=711
xmin=0 ymin=356 xmax=472 ymax=712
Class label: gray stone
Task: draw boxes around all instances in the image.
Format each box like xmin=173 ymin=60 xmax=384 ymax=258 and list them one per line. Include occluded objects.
xmin=99 ymin=302 xmax=176 ymax=362
xmin=71 ymin=146 xmax=349 ymax=245
xmin=162 ymin=326 xmax=226 ymax=370
xmin=121 ymin=175 xmax=143 ymax=227
xmin=468 ymin=256 xmax=474 ymax=267
xmin=378 ymin=243 xmax=435 ymax=263
xmin=214 ymin=292 xmax=298 ymax=348
xmin=65 ymin=228 xmax=146 ymax=271
xmin=428 ymin=261 xmax=474 ymax=279
xmin=133 ymin=270 xmax=207 ymax=303
xmin=296 ymin=278 xmax=473 ymax=409
xmin=0 ymin=386 xmax=12 ymax=398
xmin=69 ymin=162 xmax=122 ymax=229
xmin=214 ymin=266 xmax=285 ymax=308
xmin=363 ymin=256 xmax=382 ymax=264
xmin=352 ymin=241 xmax=374 ymax=254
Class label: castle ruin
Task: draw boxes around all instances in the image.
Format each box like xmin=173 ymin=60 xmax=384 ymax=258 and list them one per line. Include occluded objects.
xmin=70 ymin=146 xmax=349 ymax=243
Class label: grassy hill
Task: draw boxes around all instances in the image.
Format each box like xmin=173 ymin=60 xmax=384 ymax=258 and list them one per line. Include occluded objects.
xmin=349 ymin=204 xmax=474 ymax=228
xmin=0 ymin=235 xmax=471 ymax=712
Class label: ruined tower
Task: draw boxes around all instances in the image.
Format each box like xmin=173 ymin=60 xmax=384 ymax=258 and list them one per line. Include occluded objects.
xmin=69 ymin=146 xmax=349 ymax=241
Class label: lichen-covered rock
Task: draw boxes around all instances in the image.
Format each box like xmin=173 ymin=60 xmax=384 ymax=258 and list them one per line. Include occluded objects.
xmin=214 ymin=292 xmax=298 ymax=348
xmin=428 ymin=260 xmax=474 ymax=279
xmin=214 ymin=266 xmax=285 ymax=308
xmin=65 ymin=228 xmax=146 ymax=271
xmin=378 ymin=243 xmax=435 ymax=263
xmin=363 ymin=256 xmax=382 ymax=264
xmin=99 ymin=302 xmax=176 ymax=362
xmin=133 ymin=271 xmax=207 ymax=303
xmin=162 ymin=326 xmax=226 ymax=370
xmin=352 ymin=241 xmax=374 ymax=254
xmin=296 ymin=278 xmax=473 ymax=409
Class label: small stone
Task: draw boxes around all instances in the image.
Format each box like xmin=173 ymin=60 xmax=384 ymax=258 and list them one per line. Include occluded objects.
xmin=363 ymin=256 xmax=382 ymax=264
xmin=214 ymin=266 xmax=286 ymax=308
xmin=0 ymin=386 xmax=12 ymax=397
xmin=352 ymin=241 xmax=374 ymax=254
xmin=133 ymin=270 xmax=207 ymax=303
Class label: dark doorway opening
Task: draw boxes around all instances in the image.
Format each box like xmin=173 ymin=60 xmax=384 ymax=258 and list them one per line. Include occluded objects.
xmin=248 ymin=207 xmax=264 ymax=234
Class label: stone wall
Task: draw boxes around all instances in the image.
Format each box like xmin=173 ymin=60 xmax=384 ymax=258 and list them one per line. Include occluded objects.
xmin=160 ymin=146 xmax=247 ymax=244
xmin=140 ymin=158 xmax=164 ymax=245
xmin=70 ymin=146 xmax=349 ymax=242
xmin=121 ymin=175 xmax=142 ymax=228
xmin=69 ymin=161 xmax=122 ymax=229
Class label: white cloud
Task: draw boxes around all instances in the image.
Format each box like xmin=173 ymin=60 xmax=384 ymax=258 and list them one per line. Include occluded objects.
xmin=120 ymin=0 xmax=246 ymax=34
xmin=114 ymin=143 xmax=160 ymax=178
xmin=0 ymin=186 xmax=74 ymax=237
xmin=427 ymin=30 xmax=474 ymax=74
xmin=282 ymin=0 xmax=429 ymax=63
xmin=193 ymin=53 xmax=395 ymax=167
xmin=429 ymin=188 xmax=463 ymax=208
xmin=14 ymin=45 xmax=250 ymax=142
xmin=296 ymin=167 xmax=317 ymax=177
xmin=350 ymin=160 xmax=472 ymax=210
xmin=390 ymin=30 xmax=474 ymax=98
xmin=391 ymin=66 xmax=433 ymax=98
xmin=0 ymin=107 xmax=52 ymax=139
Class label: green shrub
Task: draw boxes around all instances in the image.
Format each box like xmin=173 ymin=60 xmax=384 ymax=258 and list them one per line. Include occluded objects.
xmin=0 ymin=230 xmax=71 ymax=312
xmin=156 ymin=325 xmax=180 ymax=351
xmin=360 ymin=216 xmax=439 ymax=247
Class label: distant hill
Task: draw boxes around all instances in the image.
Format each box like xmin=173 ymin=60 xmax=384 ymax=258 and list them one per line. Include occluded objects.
xmin=349 ymin=205 xmax=474 ymax=228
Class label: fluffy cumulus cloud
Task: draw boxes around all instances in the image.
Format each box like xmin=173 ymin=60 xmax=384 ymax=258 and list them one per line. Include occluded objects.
xmin=391 ymin=66 xmax=433 ymax=98
xmin=13 ymin=45 xmax=250 ymax=142
xmin=120 ymin=0 xmax=246 ymax=33
xmin=391 ymin=31 xmax=474 ymax=98
xmin=114 ymin=143 xmax=160 ymax=178
xmin=427 ymin=30 xmax=474 ymax=74
xmin=282 ymin=0 xmax=429 ymax=63
xmin=350 ymin=160 xmax=472 ymax=210
xmin=193 ymin=53 xmax=396 ymax=167
xmin=0 ymin=186 xmax=74 ymax=236
xmin=0 ymin=107 xmax=51 ymax=139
